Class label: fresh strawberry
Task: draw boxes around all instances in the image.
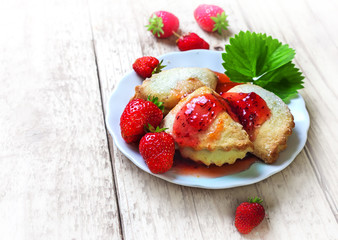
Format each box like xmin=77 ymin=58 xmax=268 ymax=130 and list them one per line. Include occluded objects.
xmin=132 ymin=56 xmax=165 ymax=79
xmin=139 ymin=126 xmax=175 ymax=174
xmin=235 ymin=197 xmax=265 ymax=234
xmin=194 ymin=4 xmax=228 ymax=34
xmin=176 ymin=32 xmax=210 ymax=51
xmin=146 ymin=11 xmax=179 ymax=38
xmin=120 ymin=97 xmax=164 ymax=143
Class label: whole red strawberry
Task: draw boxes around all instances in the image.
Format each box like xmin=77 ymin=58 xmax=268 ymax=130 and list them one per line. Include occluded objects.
xmin=235 ymin=197 xmax=265 ymax=234
xmin=176 ymin=33 xmax=210 ymax=51
xmin=194 ymin=4 xmax=228 ymax=34
xmin=139 ymin=127 xmax=175 ymax=174
xmin=133 ymin=56 xmax=165 ymax=79
xmin=146 ymin=11 xmax=179 ymax=38
xmin=120 ymin=97 xmax=164 ymax=143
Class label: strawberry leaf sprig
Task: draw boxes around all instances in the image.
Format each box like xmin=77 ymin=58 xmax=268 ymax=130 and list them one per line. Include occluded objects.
xmin=222 ymin=31 xmax=304 ymax=102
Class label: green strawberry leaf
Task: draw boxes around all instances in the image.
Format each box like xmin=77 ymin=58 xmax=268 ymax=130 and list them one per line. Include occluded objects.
xmin=222 ymin=31 xmax=304 ymax=102
xmin=256 ymin=61 xmax=304 ymax=102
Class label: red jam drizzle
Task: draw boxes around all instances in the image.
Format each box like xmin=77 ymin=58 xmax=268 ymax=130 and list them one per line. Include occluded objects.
xmin=222 ymin=92 xmax=271 ymax=140
xmin=214 ymin=71 xmax=242 ymax=95
xmin=171 ymin=152 xmax=258 ymax=178
xmin=173 ymin=94 xmax=225 ymax=148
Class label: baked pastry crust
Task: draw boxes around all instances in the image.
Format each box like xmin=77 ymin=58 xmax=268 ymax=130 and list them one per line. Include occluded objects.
xmin=133 ymin=67 xmax=217 ymax=115
xmin=162 ymin=86 xmax=253 ymax=166
xmin=228 ymin=84 xmax=295 ymax=163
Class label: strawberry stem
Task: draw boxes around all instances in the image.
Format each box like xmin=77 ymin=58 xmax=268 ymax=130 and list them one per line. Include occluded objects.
xmin=248 ymin=197 xmax=263 ymax=204
xmin=172 ymin=31 xmax=181 ymax=39
xmin=146 ymin=14 xmax=164 ymax=37
xmin=152 ymin=59 xmax=166 ymax=75
xmin=147 ymin=96 xmax=165 ymax=112
xmin=145 ymin=124 xmax=167 ymax=133
xmin=211 ymin=12 xmax=229 ymax=34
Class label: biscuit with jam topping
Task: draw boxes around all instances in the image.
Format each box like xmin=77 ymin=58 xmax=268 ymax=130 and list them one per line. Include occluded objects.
xmin=227 ymin=84 xmax=295 ymax=163
xmin=162 ymin=86 xmax=253 ymax=166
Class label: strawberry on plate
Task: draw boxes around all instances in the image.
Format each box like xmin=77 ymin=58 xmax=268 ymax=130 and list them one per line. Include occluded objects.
xmin=120 ymin=97 xmax=164 ymax=143
xmin=194 ymin=4 xmax=228 ymax=34
xmin=139 ymin=126 xmax=175 ymax=174
xmin=235 ymin=197 xmax=265 ymax=234
xmin=146 ymin=11 xmax=179 ymax=38
xmin=176 ymin=32 xmax=210 ymax=51
xmin=132 ymin=56 xmax=165 ymax=79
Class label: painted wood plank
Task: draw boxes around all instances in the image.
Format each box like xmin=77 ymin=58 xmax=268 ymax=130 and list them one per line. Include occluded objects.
xmin=236 ymin=0 xmax=338 ymax=222
xmin=92 ymin=0 xmax=338 ymax=238
xmin=0 ymin=0 xmax=122 ymax=239
xmin=1 ymin=0 xmax=332 ymax=239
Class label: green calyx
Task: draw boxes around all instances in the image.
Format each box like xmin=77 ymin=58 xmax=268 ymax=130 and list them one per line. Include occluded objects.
xmin=211 ymin=12 xmax=229 ymax=34
xmin=152 ymin=59 xmax=166 ymax=75
xmin=147 ymin=96 xmax=164 ymax=112
xmin=248 ymin=197 xmax=263 ymax=204
xmin=146 ymin=14 xmax=164 ymax=37
xmin=146 ymin=124 xmax=167 ymax=133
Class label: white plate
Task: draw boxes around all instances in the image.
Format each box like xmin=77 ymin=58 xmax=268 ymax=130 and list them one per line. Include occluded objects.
xmin=106 ymin=50 xmax=310 ymax=189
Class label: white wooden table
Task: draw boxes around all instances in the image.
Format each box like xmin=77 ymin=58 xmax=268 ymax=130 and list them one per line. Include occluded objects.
xmin=0 ymin=0 xmax=337 ymax=239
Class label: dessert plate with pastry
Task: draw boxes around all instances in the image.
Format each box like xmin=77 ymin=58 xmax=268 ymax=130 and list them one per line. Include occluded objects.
xmin=106 ymin=50 xmax=310 ymax=189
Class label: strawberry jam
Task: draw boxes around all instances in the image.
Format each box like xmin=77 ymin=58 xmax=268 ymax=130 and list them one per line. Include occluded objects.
xmin=214 ymin=71 xmax=242 ymax=95
xmin=173 ymin=93 xmax=233 ymax=148
xmin=222 ymin=92 xmax=271 ymax=140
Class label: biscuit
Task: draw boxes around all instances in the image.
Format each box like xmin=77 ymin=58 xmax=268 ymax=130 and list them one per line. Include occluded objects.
xmin=228 ymin=84 xmax=295 ymax=163
xmin=162 ymin=86 xmax=253 ymax=166
xmin=133 ymin=67 xmax=218 ymax=115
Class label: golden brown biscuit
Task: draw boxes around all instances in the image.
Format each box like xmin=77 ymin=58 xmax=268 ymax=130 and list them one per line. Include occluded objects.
xmin=162 ymin=86 xmax=253 ymax=166
xmin=133 ymin=67 xmax=217 ymax=115
xmin=228 ymin=84 xmax=295 ymax=163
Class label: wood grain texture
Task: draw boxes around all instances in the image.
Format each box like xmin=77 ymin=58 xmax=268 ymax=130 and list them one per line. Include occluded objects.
xmin=91 ymin=0 xmax=338 ymax=239
xmin=1 ymin=0 xmax=338 ymax=239
xmin=0 ymin=0 xmax=122 ymax=239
